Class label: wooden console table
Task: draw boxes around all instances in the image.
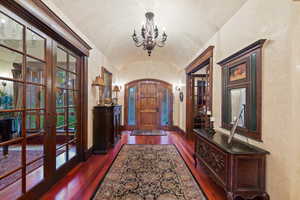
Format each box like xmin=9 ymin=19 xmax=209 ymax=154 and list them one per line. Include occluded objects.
xmin=193 ymin=129 xmax=270 ymax=200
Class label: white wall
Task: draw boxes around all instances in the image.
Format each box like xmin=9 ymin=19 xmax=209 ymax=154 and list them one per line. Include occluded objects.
xmin=179 ymin=0 xmax=300 ymax=199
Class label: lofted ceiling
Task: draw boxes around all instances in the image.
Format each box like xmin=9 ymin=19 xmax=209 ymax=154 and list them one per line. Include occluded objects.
xmin=49 ymin=0 xmax=247 ymax=70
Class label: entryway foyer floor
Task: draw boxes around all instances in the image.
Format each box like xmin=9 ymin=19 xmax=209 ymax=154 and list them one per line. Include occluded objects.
xmin=41 ymin=131 xmax=226 ymax=200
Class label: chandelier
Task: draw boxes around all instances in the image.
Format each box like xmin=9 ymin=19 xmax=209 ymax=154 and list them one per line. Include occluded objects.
xmin=132 ymin=12 xmax=167 ymax=56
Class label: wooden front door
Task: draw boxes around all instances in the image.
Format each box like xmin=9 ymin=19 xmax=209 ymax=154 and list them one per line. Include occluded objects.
xmin=125 ymin=79 xmax=173 ymax=130
xmin=138 ymin=82 xmax=160 ymax=130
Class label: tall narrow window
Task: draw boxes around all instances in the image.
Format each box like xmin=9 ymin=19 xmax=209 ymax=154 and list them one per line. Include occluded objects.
xmin=161 ymin=88 xmax=169 ymax=126
xmin=128 ymin=87 xmax=136 ymax=126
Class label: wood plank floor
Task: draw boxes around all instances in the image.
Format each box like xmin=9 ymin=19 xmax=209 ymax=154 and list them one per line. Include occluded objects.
xmin=41 ymin=131 xmax=226 ymax=200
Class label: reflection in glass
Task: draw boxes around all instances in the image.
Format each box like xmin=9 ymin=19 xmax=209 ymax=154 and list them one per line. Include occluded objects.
xmin=161 ymin=88 xmax=169 ymax=126
xmin=56 ymin=89 xmax=66 ymax=107
xmin=128 ymin=87 xmax=136 ymax=126
xmin=68 ymin=142 xmax=76 ymax=160
xmin=56 ymin=48 xmax=67 ymax=69
xmin=68 ymin=91 xmax=77 ymax=106
xmin=26 ymin=85 xmax=45 ymax=109
xmin=56 ymin=108 xmax=66 ymax=128
xmin=26 ymin=157 xmax=44 ymax=192
xmin=56 ymin=145 xmax=66 ymax=169
xmin=69 ymin=55 xmax=77 ymax=72
xmin=0 ymin=142 xmax=22 ymax=190
xmin=56 ymin=69 xmax=66 ymax=88
xmin=68 ymin=107 xmax=76 ymax=125
xmin=0 ymin=80 xmax=23 ymax=110
xmin=230 ymin=88 xmax=246 ymax=127
xmin=0 ymin=112 xmax=22 ymax=143
xmin=26 ymin=29 xmax=45 ymax=60
xmin=26 ymin=57 xmax=45 ymax=84
xmin=0 ymin=12 xmax=23 ymax=51
xmin=0 ymin=47 xmax=23 ymax=80
xmin=26 ymin=110 xmax=45 ymax=134
xmin=68 ymin=73 xmax=77 ymax=89
xmin=26 ymin=135 xmax=44 ymax=164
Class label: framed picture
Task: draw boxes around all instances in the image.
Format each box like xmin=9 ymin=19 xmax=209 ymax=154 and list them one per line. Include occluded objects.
xmin=101 ymin=67 xmax=112 ymax=103
xmin=229 ymin=63 xmax=247 ymax=82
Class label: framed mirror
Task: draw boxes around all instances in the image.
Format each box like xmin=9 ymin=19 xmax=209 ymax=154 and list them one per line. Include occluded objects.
xmin=218 ymin=40 xmax=266 ymax=141
xmin=229 ymin=88 xmax=246 ymax=127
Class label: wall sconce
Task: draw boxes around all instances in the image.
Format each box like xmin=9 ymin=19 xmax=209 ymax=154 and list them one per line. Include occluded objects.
xmin=92 ymin=75 xmax=105 ymax=105
xmin=112 ymin=85 xmax=121 ymax=105
xmin=175 ymin=86 xmax=184 ymax=102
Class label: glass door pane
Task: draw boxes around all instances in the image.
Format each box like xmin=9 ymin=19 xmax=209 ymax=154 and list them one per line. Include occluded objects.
xmin=0 ymin=11 xmax=47 ymax=197
xmin=55 ymin=46 xmax=79 ymax=170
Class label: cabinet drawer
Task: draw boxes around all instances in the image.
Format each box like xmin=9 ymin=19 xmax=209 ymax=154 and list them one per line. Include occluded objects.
xmin=196 ymin=138 xmax=228 ymax=185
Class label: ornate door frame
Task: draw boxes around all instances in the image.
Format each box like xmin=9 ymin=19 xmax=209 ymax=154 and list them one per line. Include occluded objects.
xmin=124 ymin=79 xmax=173 ymax=130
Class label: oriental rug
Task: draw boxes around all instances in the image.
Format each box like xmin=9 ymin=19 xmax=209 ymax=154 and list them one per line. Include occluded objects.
xmin=93 ymin=144 xmax=207 ymax=200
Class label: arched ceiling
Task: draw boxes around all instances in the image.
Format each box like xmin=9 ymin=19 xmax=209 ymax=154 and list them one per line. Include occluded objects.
xmin=49 ymin=0 xmax=247 ymax=70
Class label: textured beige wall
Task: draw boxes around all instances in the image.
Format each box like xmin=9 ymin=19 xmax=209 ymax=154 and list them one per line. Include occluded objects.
xmin=178 ymin=0 xmax=300 ymax=199
xmin=42 ymin=1 xmax=300 ymax=198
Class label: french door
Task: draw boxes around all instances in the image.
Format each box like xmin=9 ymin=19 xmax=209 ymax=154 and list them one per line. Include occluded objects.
xmin=125 ymin=79 xmax=173 ymax=130
xmin=54 ymin=45 xmax=81 ymax=170
xmin=0 ymin=7 xmax=84 ymax=199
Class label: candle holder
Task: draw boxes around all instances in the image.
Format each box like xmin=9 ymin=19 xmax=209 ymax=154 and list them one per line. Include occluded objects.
xmin=206 ymin=116 xmax=216 ymax=136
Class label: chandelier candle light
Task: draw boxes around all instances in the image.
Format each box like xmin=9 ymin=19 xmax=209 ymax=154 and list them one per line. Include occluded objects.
xmin=132 ymin=12 xmax=168 ymax=56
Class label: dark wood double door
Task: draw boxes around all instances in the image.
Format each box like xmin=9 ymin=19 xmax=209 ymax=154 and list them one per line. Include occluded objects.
xmin=125 ymin=79 xmax=173 ymax=130
xmin=0 ymin=3 xmax=87 ymax=199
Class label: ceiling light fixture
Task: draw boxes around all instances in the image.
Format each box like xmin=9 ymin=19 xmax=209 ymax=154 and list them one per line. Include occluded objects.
xmin=132 ymin=12 xmax=167 ymax=56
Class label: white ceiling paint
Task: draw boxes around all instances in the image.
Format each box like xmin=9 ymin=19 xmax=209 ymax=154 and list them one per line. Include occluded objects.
xmin=49 ymin=0 xmax=247 ymax=70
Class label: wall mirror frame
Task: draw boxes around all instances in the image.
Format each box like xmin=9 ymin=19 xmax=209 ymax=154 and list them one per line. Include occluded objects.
xmin=218 ymin=39 xmax=266 ymax=141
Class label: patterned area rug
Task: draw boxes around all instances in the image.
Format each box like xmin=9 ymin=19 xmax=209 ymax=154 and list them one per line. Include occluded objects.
xmin=93 ymin=144 xmax=207 ymax=200
xmin=130 ymin=130 xmax=168 ymax=136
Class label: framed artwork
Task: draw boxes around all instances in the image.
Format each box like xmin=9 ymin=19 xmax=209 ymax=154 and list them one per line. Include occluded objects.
xmin=229 ymin=63 xmax=247 ymax=81
xmin=101 ymin=67 xmax=112 ymax=103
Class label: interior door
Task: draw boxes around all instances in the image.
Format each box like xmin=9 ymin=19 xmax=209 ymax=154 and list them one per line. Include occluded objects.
xmin=138 ymin=82 xmax=160 ymax=130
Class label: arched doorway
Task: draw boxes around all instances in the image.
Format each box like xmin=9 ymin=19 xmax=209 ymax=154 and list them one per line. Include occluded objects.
xmin=124 ymin=79 xmax=173 ymax=130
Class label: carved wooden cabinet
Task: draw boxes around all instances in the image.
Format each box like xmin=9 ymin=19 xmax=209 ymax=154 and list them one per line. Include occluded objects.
xmin=93 ymin=105 xmax=122 ymax=154
xmin=193 ymin=129 xmax=270 ymax=200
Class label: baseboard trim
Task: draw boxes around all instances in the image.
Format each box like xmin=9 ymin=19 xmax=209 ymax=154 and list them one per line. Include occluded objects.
xmin=173 ymin=126 xmax=186 ymax=135
xmin=84 ymin=146 xmax=93 ymax=161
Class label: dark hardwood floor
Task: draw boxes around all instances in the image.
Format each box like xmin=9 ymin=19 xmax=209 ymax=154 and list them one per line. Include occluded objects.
xmin=41 ymin=131 xmax=226 ymax=200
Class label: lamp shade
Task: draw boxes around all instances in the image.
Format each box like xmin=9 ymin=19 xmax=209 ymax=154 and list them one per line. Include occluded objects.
xmin=113 ymin=85 xmax=120 ymax=92
xmin=92 ymin=76 xmax=105 ymax=86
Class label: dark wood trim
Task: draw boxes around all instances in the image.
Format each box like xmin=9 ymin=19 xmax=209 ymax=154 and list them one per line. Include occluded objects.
xmin=218 ymin=39 xmax=266 ymax=141
xmin=172 ymin=126 xmax=186 ymax=135
xmin=185 ymin=46 xmax=214 ymax=139
xmin=81 ymin=56 xmax=89 ymax=160
xmin=1 ymin=0 xmax=92 ymax=56
xmin=84 ymin=146 xmax=93 ymax=161
xmin=217 ymin=39 xmax=266 ymax=66
xmin=185 ymin=46 xmax=214 ymax=74
xmin=0 ymin=1 xmax=90 ymax=199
